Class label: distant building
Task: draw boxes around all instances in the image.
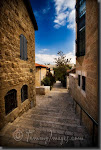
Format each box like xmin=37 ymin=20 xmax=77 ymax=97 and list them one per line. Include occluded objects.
xmin=35 ymin=63 xmax=48 ymax=86
xmin=66 ymin=68 xmax=76 ymax=89
xmin=46 ymin=64 xmax=57 ymax=69
xmin=0 ymin=0 xmax=38 ymax=129
xmin=46 ymin=64 xmax=57 ymax=75
xmin=67 ymin=68 xmax=76 ymax=76
xmin=68 ymin=63 xmax=75 ymax=68
xmin=69 ymin=0 xmax=99 ymax=145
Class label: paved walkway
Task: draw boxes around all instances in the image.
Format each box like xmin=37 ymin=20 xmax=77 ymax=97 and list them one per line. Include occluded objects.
xmin=0 ymin=81 xmax=92 ymax=148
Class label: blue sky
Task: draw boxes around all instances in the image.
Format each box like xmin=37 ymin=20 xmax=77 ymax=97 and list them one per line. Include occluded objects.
xmin=30 ymin=0 xmax=76 ymax=64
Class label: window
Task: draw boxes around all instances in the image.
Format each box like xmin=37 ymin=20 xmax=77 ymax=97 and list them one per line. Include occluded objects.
xmin=21 ymin=85 xmax=28 ymax=102
xmin=76 ymin=0 xmax=86 ymax=57
xmin=20 ymin=34 xmax=28 ymax=60
xmin=79 ymin=0 xmax=86 ymax=18
xmin=82 ymin=76 xmax=86 ymax=91
xmin=5 ymin=89 xmax=17 ymax=115
xmin=78 ymin=26 xmax=85 ymax=56
xmin=78 ymin=75 xmax=81 ymax=86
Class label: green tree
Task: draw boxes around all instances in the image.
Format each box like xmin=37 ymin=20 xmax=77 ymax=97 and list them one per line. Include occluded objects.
xmin=54 ymin=51 xmax=71 ymax=87
xmin=54 ymin=51 xmax=71 ymax=67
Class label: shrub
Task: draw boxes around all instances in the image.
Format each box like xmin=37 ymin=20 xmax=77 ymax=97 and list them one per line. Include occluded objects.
xmin=41 ymin=77 xmax=51 ymax=86
xmin=41 ymin=72 xmax=56 ymax=87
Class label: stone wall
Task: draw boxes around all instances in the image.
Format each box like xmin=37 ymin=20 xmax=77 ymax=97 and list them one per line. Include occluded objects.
xmin=35 ymin=67 xmax=47 ymax=87
xmin=66 ymin=76 xmax=69 ymax=89
xmin=76 ymin=0 xmax=98 ymax=121
xmin=69 ymin=74 xmax=76 ymax=96
xmin=69 ymin=0 xmax=98 ymax=139
xmin=0 ymin=0 xmax=36 ymax=129
xmin=41 ymin=68 xmax=47 ymax=81
xmin=35 ymin=68 xmax=41 ymax=87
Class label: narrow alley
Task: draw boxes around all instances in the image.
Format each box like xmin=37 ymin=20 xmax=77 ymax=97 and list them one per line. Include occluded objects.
xmin=0 ymin=81 xmax=92 ymax=148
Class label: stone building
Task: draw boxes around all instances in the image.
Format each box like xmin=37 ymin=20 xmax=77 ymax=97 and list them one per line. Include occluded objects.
xmin=69 ymin=0 xmax=99 ymax=144
xmin=0 ymin=0 xmax=38 ymax=129
xmin=35 ymin=63 xmax=47 ymax=87
xmin=66 ymin=68 xmax=76 ymax=89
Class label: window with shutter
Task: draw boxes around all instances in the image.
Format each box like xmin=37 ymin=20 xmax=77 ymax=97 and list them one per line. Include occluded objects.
xmin=24 ymin=36 xmax=28 ymax=60
xmin=21 ymin=85 xmax=28 ymax=102
xmin=20 ymin=34 xmax=24 ymax=60
xmin=20 ymin=34 xmax=28 ymax=60
xmin=78 ymin=26 xmax=85 ymax=56
xmin=79 ymin=0 xmax=86 ymax=18
xmin=76 ymin=0 xmax=86 ymax=57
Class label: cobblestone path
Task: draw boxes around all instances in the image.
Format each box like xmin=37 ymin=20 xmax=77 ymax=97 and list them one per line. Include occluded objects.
xmin=0 ymin=81 xmax=92 ymax=148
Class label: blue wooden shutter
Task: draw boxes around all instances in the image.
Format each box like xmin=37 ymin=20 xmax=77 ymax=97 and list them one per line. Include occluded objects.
xmin=20 ymin=34 xmax=24 ymax=60
xmin=24 ymin=36 xmax=27 ymax=60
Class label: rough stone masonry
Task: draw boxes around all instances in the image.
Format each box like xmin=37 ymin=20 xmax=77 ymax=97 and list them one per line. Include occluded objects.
xmin=0 ymin=0 xmax=38 ymax=129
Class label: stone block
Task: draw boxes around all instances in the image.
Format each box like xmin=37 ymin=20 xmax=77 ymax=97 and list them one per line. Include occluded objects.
xmin=36 ymin=86 xmax=50 ymax=95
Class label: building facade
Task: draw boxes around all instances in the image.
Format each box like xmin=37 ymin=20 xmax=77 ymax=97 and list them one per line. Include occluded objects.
xmin=0 ymin=0 xmax=38 ymax=129
xmin=35 ymin=63 xmax=47 ymax=87
xmin=69 ymin=0 xmax=99 ymax=144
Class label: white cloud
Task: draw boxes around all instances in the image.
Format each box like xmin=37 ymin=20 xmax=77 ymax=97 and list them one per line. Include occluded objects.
xmin=54 ymin=12 xmax=69 ymax=27
xmin=54 ymin=0 xmax=75 ymax=14
xmin=67 ymin=9 xmax=75 ymax=30
xmin=73 ymin=42 xmax=75 ymax=55
xmin=36 ymin=46 xmax=76 ymax=65
xmin=54 ymin=24 xmax=60 ymax=29
xmin=54 ymin=0 xmax=76 ymax=30
xmin=36 ymin=53 xmax=57 ymax=64
xmin=38 ymin=49 xmax=49 ymax=54
xmin=65 ymin=52 xmax=76 ymax=64
xmin=42 ymin=7 xmax=50 ymax=14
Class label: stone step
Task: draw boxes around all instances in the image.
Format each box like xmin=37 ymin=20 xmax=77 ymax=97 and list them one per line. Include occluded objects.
xmin=22 ymin=112 xmax=79 ymax=120
xmin=19 ymin=114 xmax=80 ymax=125
xmin=36 ymin=104 xmax=74 ymax=109
xmin=36 ymin=104 xmax=74 ymax=110
xmin=0 ymin=82 xmax=93 ymax=148
xmin=2 ymin=123 xmax=73 ymax=137
xmin=26 ymin=110 xmax=76 ymax=117
xmin=34 ymin=106 xmax=73 ymax=111
xmin=2 ymin=122 xmax=91 ymax=140
xmin=17 ymin=117 xmax=79 ymax=126
xmin=0 ymin=123 xmax=91 ymax=148
xmin=14 ymin=119 xmax=87 ymax=134
xmin=2 ymin=124 xmax=89 ymax=140
xmin=36 ymin=99 xmax=73 ymax=104
xmin=1 ymin=121 xmax=91 ymax=147
xmin=32 ymin=107 xmax=75 ymax=113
